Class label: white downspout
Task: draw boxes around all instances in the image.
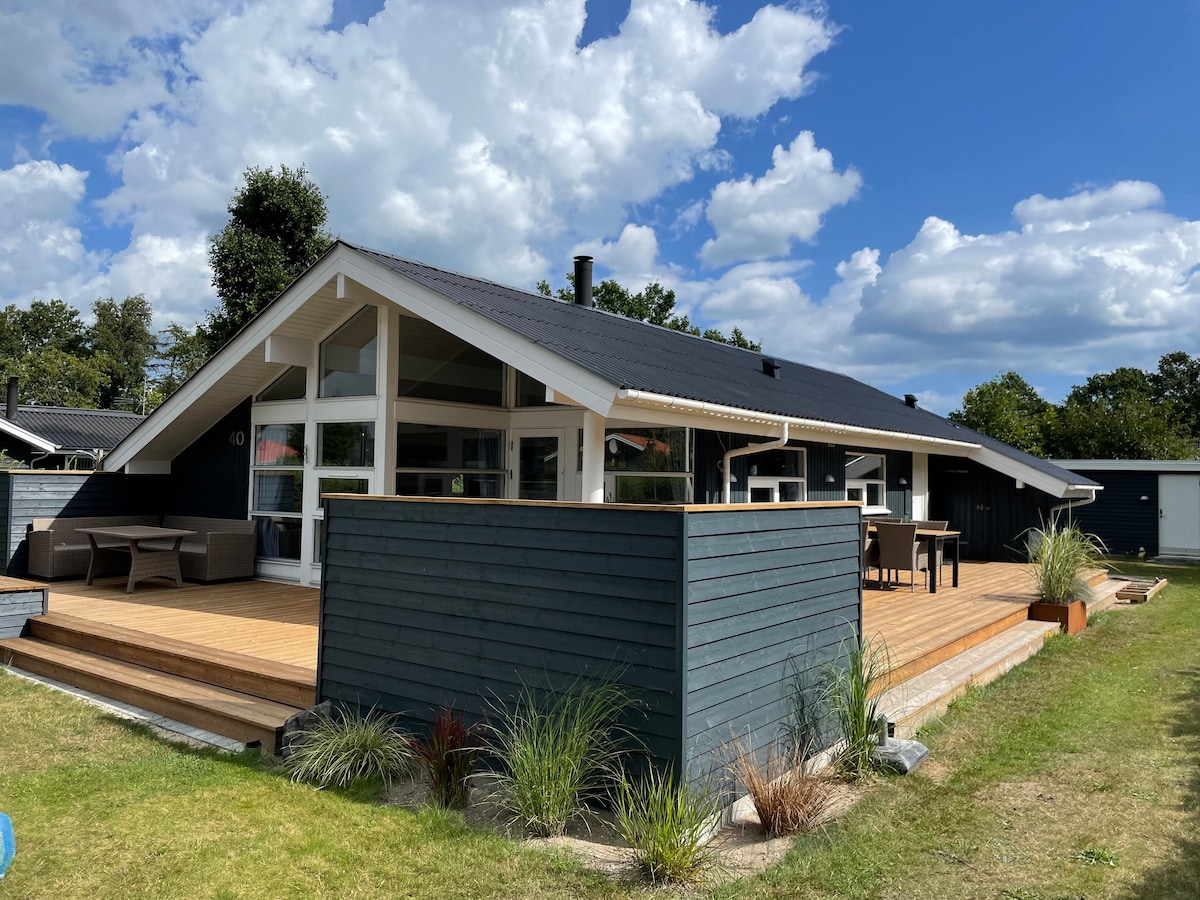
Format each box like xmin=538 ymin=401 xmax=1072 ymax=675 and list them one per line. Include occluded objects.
xmin=722 ymin=423 xmax=790 ymax=504
xmin=1051 ymin=488 xmax=1099 ymax=519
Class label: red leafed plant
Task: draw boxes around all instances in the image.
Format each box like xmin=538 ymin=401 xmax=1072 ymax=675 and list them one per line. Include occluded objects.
xmin=413 ymin=707 xmax=485 ymax=809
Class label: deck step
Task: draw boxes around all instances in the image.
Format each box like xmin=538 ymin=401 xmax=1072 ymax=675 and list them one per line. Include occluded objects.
xmin=877 ymin=605 xmax=1032 ymax=692
xmin=878 ymin=620 xmax=1060 ymax=739
xmin=0 ymin=636 xmax=302 ymax=752
xmin=25 ymin=613 xmax=315 ymax=707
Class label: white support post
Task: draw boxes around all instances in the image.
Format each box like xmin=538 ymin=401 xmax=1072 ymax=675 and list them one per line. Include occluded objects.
xmin=581 ymin=411 xmax=605 ymax=503
xmin=912 ymin=452 xmax=929 ymax=520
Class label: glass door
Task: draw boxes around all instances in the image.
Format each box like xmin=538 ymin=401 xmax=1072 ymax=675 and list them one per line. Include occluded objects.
xmin=511 ymin=429 xmax=565 ymax=500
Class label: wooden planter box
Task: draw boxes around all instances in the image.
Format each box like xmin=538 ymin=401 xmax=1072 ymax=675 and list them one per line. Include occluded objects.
xmin=1029 ymin=599 xmax=1087 ymax=635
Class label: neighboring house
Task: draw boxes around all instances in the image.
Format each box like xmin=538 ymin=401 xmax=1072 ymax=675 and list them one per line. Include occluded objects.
xmin=1055 ymin=459 xmax=1200 ymax=560
xmin=0 ymin=381 xmax=143 ymax=470
xmin=99 ymin=241 xmax=1100 ymax=587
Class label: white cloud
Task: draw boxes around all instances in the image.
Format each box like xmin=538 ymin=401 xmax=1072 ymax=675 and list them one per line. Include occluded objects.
xmin=5 ymin=0 xmax=839 ymax=325
xmin=0 ymin=159 xmax=98 ymax=303
xmin=700 ymin=131 xmax=861 ymax=267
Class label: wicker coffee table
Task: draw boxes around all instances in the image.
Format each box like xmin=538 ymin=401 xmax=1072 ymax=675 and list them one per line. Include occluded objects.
xmin=76 ymin=525 xmax=197 ymax=594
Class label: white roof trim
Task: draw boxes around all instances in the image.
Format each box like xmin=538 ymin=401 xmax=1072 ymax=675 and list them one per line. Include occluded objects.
xmin=0 ymin=416 xmax=58 ymax=453
xmin=336 ymin=254 xmax=619 ymax=416
xmin=972 ymin=446 xmax=1101 ymax=499
xmin=1050 ymin=458 xmax=1200 ymax=472
xmin=105 ymin=248 xmax=353 ymax=471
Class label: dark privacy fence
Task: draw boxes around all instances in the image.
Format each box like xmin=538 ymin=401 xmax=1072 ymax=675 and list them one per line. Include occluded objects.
xmin=319 ymin=496 xmax=862 ymax=782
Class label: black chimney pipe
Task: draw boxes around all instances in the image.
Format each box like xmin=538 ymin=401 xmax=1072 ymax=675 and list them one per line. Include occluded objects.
xmin=6 ymin=377 xmax=16 ymax=420
xmin=573 ymin=255 xmax=593 ymax=308
xmin=904 ymin=393 xmax=918 ymax=408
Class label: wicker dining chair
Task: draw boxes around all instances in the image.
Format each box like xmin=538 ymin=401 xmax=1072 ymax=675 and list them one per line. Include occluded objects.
xmin=860 ymin=518 xmax=881 ymax=585
xmin=914 ymin=519 xmax=950 ymax=580
xmin=874 ymin=521 xmax=929 ymax=591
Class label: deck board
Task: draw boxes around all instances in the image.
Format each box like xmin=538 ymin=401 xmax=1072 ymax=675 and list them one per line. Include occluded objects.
xmin=47 ymin=579 xmax=319 ymax=671
xmin=42 ymin=562 xmax=1042 ymax=690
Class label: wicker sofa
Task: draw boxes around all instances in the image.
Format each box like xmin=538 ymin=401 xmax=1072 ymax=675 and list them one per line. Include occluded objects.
xmin=28 ymin=515 xmax=158 ymax=580
xmin=27 ymin=515 xmax=256 ymax=583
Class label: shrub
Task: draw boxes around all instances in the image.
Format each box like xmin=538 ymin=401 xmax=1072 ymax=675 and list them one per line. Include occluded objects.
xmin=725 ymin=736 xmax=833 ymax=837
xmin=413 ymin=707 xmax=484 ymax=809
xmin=486 ymin=677 xmax=636 ymax=837
xmin=1024 ymin=513 xmax=1106 ymax=604
xmin=826 ymin=635 xmax=889 ymax=781
xmin=613 ymin=768 xmax=721 ymax=884
xmin=286 ymin=705 xmax=414 ymax=790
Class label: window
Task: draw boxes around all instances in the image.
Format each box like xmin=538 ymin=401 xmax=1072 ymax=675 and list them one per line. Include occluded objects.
xmin=397 ymin=317 xmax=505 ymax=406
xmin=317 ymin=422 xmax=375 ymax=467
xmin=846 ymin=452 xmax=887 ymax=511
xmin=395 ymin=424 xmax=504 ymax=497
xmin=514 ymin=370 xmax=558 ymax=407
xmin=252 ymin=424 xmax=304 ymax=560
xmin=257 ymin=366 xmax=307 ymax=401
xmin=320 ymin=307 xmax=377 ymax=398
xmin=746 ymin=448 xmax=807 ymax=503
xmin=603 ymin=427 xmax=692 ymax=504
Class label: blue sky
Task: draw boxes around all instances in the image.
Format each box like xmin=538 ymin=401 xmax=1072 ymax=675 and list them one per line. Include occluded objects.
xmin=1 ymin=0 xmax=1198 ymax=414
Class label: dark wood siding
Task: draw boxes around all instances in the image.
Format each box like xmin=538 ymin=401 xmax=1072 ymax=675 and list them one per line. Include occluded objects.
xmin=319 ymin=499 xmax=683 ymax=763
xmin=683 ymin=505 xmax=861 ymax=781
xmin=0 ymin=472 xmax=10 ymax=574
xmin=4 ymin=472 xmax=166 ymax=575
xmin=169 ymin=398 xmax=251 ymax=519
xmin=928 ymin=456 xmax=1054 ymax=561
xmin=0 ymin=586 xmax=47 ymax=638
xmin=1068 ymin=470 xmax=1159 ymax=557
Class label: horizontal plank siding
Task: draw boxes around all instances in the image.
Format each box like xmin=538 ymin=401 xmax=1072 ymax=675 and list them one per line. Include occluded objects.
xmin=0 ymin=587 xmax=48 ymax=638
xmin=319 ymin=498 xmax=684 ymax=769
xmin=683 ymin=505 xmax=861 ymax=781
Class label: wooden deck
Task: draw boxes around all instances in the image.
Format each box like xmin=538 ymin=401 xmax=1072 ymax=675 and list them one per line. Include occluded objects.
xmin=864 ymin=560 xmax=1037 ymax=686
xmin=47 ymin=578 xmax=319 ymax=672
xmin=42 ymin=562 xmax=1040 ymax=691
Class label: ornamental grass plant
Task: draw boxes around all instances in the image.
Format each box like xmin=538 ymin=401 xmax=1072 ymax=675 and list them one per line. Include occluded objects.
xmin=486 ymin=677 xmax=637 ymax=837
xmin=286 ymin=705 xmax=414 ymax=790
xmin=725 ymin=736 xmax=833 ymax=837
xmin=612 ymin=767 xmax=722 ymax=884
xmin=412 ymin=707 xmax=484 ymax=809
xmin=1024 ymin=512 xmax=1107 ymax=604
xmin=825 ymin=634 xmax=889 ymax=781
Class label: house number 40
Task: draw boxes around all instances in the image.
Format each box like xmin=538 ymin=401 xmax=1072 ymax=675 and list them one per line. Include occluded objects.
xmin=229 ymin=430 xmax=246 ymax=446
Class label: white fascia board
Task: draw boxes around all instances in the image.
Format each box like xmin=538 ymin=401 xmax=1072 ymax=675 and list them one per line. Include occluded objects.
xmin=336 ymin=255 xmax=619 ymax=417
xmin=106 ymin=248 xmax=354 ymax=472
xmin=971 ymin=446 xmax=1101 ymax=499
xmin=0 ymin=417 xmax=57 ymax=453
xmin=1050 ymin=458 xmax=1200 ymax=472
xmin=612 ymin=389 xmax=980 ymax=453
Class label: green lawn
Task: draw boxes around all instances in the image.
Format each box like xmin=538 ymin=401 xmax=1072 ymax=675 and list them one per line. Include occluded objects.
xmin=2 ymin=562 xmax=1197 ymax=899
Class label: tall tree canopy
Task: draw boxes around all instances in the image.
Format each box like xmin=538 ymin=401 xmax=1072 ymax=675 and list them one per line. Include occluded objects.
xmin=948 ymin=371 xmax=1055 ymax=456
xmin=207 ymin=164 xmax=335 ymax=352
xmin=953 ymin=355 xmax=1200 ymax=461
xmin=537 ymin=276 xmax=762 ymax=350
xmin=91 ymin=295 xmax=156 ymax=410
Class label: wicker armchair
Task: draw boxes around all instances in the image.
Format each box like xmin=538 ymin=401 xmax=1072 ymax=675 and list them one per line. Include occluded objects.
xmin=874 ymin=521 xmax=929 ymax=592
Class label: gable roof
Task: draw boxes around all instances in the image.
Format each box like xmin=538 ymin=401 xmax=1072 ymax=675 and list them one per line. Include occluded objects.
xmin=0 ymin=406 xmax=143 ymax=454
xmin=104 ymin=240 xmax=1098 ymax=496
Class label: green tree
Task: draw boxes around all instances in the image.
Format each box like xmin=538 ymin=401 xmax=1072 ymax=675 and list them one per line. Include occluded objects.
xmin=949 ymin=371 xmax=1055 ymax=456
xmin=149 ymin=323 xmax=211 ymax=408
xmin=1151 ymin=350 xmax=1200 ymax=443
xmin=90 ymin=295 xmax=156 ymax=410
xmin=536 ymin=276 xmax=761 ymax=350
xmin=207 ymin=164 xmax=335 ymax=353
xmin=6 ymin=348 xmax=108 ymax=408
xmin=0 ymin=299 xmax=88 ymax=358
xmin=1044 ymin=367 xmax=1193 ymax=459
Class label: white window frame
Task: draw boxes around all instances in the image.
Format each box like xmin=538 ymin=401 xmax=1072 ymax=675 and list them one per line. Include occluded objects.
xmin=846 ymin=452 xmax=890 ymax=515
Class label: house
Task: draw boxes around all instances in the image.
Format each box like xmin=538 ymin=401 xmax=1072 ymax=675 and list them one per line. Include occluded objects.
xmin=0 ymin=379 xmax=143 ymax=470
xmin=93 ymin=241 xmax=1099 ymax=587
xmin=1054 ymin=459 xmax=1200 ymax=560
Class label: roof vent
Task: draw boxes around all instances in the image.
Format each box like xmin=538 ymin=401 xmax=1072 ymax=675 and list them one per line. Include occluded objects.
xmin=904 ymin=393 xmax=918 ymax=408
xmin=573 ymin=255 xmax=593 ymax=308
xmin=761 ymin=357 xmax=781 ymax=379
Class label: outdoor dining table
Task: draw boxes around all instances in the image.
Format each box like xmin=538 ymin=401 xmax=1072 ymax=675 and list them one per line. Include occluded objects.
xmin=868 ymin=525 xmax=962 ymax=593
xmin=76 ymin=525 xmax=196 ymax=594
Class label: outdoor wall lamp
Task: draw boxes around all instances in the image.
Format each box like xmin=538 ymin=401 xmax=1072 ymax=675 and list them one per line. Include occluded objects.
xmin=898 ymin=477 xmax=908 ymax=486
xmin=1140 ymin=495 xmax=1150 ymax=501
xmin=824 ymin=473 xmax=836 ymax=484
